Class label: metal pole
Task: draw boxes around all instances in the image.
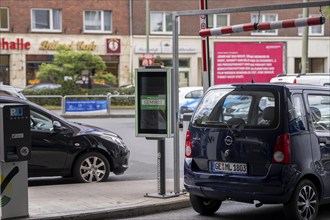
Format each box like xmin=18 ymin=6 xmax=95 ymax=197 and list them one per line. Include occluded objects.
xmin=200 ymin=0 xmax=210 ymax=90
xmin=301 ymin=0 xmax=309 ymax=74
xmin=146 ymin=0 xmax=150 ymax=54
xmin=172 ymin=13 xmax=180 ymax=194
xmin=157 ymin=139 xmax=165 ymax=195
xmin=129 ymin=0 xmax=133 ymax=84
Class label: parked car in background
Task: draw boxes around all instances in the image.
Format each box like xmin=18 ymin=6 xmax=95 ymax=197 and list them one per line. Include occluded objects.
xmin=25 ymin=83 xmax=61 ymax=90
xmin=1 ymin=96 xmax=130 ymax=183
xmin=0 ymin=84 xmax=26 ymax=99
xmin=26 ymin=82 xmax=114 ymax=90
xmin=179 ymin=98 xmax=201 ymax=127
xmin=179 ymin=86 xmax=204 ymax=107
xmin=270 ymin=73 xmax=330 ymax=86
xmin=184 ymin=83 xmax=330 ymax=220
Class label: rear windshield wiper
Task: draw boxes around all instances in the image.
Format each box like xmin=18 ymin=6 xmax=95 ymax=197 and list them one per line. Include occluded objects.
xmin=204 ymin=121 xmax=227 ymax=126
xmin=204 ymin=120 xmax=245 ymax=135
xmin=204 ymin=121 xmax=235 ymax=134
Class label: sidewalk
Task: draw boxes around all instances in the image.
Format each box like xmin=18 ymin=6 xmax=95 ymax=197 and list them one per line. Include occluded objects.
xmin=17 ymin=179 xmax=190 ymax=220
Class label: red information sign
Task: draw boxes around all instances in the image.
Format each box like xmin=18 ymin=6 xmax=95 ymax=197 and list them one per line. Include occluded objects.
xmin=214 ymin=42 xmax=285 ymax=84
xmin=142 ymin=54 xmax=154 ymax=66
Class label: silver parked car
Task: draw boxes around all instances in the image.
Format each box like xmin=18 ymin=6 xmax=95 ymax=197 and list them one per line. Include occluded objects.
xmin=0 ymin=84 xmax=26 ymax=99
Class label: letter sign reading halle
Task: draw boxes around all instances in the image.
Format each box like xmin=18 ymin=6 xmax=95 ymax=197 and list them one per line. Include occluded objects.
xmin=0 ymin=38 xmax=31 ymax=50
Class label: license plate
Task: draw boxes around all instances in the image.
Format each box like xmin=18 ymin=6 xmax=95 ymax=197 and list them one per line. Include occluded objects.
xmin=211 ymin=161 xmax=247 ymax=175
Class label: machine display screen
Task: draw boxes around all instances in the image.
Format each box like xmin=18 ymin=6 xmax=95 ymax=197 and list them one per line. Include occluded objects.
xmin=10 ymin=107 xmax=23 ymax=117
xmin=137 ymin=72 xmax=167 ymax=134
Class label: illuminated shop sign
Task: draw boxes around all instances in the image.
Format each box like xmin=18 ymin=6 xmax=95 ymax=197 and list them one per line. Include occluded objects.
xmin=39 ymin=40 xmax=97 ymax=51
xmin=0 ymin=38 xmax=31 ymax=50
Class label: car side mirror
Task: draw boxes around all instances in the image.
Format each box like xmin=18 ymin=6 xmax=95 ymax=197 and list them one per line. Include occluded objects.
xmin=53 ymin=121 xmax=67 ymax=131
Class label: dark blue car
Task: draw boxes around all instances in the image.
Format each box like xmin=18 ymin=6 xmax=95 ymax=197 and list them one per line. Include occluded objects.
xmin=184 ymin=83 xmax=330 ymax=220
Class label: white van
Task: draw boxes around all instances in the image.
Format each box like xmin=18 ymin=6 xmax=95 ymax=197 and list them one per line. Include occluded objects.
xmin=270 ymin=73 xmax=330 ymax=86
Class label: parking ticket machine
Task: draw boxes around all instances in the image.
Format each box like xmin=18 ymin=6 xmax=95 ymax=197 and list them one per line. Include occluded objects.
xmin=0 ymin=103 xmax=31 ymax=219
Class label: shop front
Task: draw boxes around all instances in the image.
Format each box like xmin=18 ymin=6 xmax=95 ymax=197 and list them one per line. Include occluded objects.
xmin=133 ymin=37 xmax=201 ymax=87
xmin=0 ymin=34 xmax=130 ymax=88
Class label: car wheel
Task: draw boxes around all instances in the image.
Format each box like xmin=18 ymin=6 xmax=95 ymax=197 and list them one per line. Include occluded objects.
xmin=284 ymin=179 xmax=319 ymax=220
xmin=73 ymin=152 xmax=110 ymax=183
xmin=190 ymin=194 xmax=221 ymax=216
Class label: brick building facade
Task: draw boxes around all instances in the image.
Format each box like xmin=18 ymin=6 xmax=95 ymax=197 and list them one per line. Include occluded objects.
xmin=0 ymin=0 xmax=131 ymax=87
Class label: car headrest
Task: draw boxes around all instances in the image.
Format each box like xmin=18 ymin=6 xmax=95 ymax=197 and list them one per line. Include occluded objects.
xmin=310 ymin=107 xmax=321 ymax=122
xmin=263 ymin=106 xmax=275 ymax=121
xmin=227 ymin=117 xmax=245 ymax=126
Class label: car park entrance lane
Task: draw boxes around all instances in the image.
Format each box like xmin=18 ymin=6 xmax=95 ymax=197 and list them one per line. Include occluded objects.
xmin=71 ymin=117 xmax=185 ymax=182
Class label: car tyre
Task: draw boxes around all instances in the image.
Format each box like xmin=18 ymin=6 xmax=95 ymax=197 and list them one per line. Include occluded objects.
xmin=284 ymin=179 xmax=319 ymax=220
xmin=73 ymin=152 xmax=110 ymax=183
xmin=190 ymin=194 xmax=221 ymax=216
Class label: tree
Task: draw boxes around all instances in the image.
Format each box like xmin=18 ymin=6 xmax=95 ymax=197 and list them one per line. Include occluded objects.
xmin=325 ymin=6 xmax=330 ymax=19
xmin=36 ymin=46 xmax=107 ymax=92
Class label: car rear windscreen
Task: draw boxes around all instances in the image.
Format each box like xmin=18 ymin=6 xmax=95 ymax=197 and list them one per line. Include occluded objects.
xmin=192 ymin=89 xmax=278 ymax=128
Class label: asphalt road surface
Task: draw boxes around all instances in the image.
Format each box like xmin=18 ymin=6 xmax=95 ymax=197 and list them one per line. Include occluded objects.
xmin=121 ymin=201 xmax=330 ymax=220
xmin=28 ymin=117 xmax=184 ymax=188
xmin=71 ymin=117 xmax=185 ymax=181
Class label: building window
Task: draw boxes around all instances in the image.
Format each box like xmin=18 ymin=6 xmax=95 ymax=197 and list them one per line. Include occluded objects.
xmin=294 ymin=58 xmax=325 ymax=73
xmin=0 ymin=7 xmax=9 ymax=31
xmin=251 ymin=14 xmax=278 ymax=35
xmin=298 ymin=14 xmax=324 ymax=36
xmin=150 ymin=12 xmax=174 ymax=34
xmin=31 ymin=9 xmax=62 ymax=32
xmin=84 ymin=10 xmax=112 ymax=33
xmin=0 ymin=55 xmax=10 ymax=85
xmin=207 ymin=14 xmax=229 ymax=28
xmin=26 ymin=55 xmax=54 ymax=85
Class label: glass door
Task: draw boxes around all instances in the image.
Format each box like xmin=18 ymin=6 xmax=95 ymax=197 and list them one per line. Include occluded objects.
xmin=0 ymin=55 xmax=10 ymax=84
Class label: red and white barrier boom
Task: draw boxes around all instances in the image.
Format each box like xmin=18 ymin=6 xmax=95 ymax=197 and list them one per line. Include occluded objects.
xmin=258 ymin=16 xmax=325 ymax=30
xmin=199 ymin=16 xmax=325 ymax=37
xmin=200 ymin=23 xmax=257 ymax=37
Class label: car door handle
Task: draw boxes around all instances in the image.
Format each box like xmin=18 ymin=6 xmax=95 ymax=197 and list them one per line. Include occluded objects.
xmin=319 ymin=137 xmax=330 ymax=147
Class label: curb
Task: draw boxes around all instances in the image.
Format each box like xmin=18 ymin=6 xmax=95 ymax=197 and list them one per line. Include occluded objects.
xmin=24 ymin=195 xmax=191 ymax=220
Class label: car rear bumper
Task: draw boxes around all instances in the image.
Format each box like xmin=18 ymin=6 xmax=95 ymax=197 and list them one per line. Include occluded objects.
xmin=184 ymin=161 xmax=298 ymax=204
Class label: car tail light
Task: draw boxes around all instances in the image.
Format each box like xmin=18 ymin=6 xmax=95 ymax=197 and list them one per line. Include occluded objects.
xmin=272 ymin=133 xmax=291 ymax=164
xmin=293 ymin=79 xmax=297 ymax=84
xmin=185 ymin=130 xmax=192 ymax=158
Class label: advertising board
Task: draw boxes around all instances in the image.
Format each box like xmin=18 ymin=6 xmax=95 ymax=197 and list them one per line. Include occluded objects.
xmin=65 ymin=100 xmax=108 ymax=113
xmin=214 ymin=42 xmax=285 ymax=84
xmin=135 ymin=67 xmax=172 ymax=138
